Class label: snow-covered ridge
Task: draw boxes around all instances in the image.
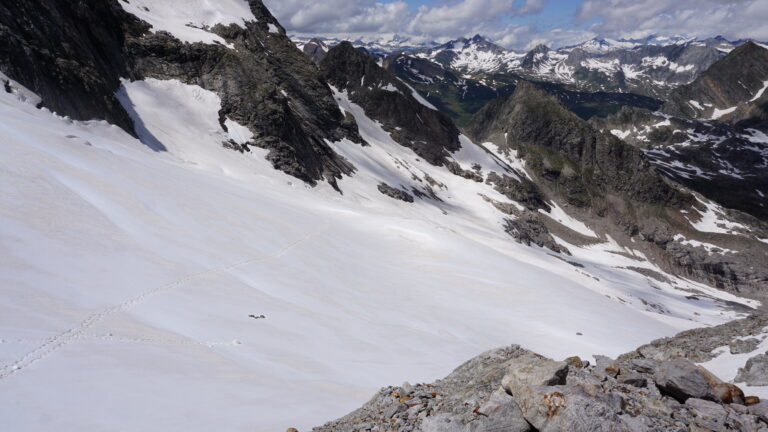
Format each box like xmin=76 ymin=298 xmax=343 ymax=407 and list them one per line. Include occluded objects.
xmin=119 ymin=0 xmax=256 ymax=47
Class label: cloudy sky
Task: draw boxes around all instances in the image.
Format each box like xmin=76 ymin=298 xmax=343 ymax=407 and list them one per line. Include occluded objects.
xmin=262 ymin=0 xmax=768 ymax=50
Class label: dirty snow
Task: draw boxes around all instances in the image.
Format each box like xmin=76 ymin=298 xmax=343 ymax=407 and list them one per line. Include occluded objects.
xmin=711 ymin=105 xmax=737 ymax=120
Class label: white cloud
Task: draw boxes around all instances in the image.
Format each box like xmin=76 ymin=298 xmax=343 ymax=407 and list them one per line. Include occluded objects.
xmin=576 ymin=0 xmax=768 ymax=42
xmin=262 ymin=0 xmax=410 ymax=34
xmin=406 ymin=0 xmax=516 ymax=37
xmin=263 ymin=0 xmax=768 ymax=50
xmin=263 ymin=0 xmax=550 ymax=47
xmin=517 ymin=0 xmax=547 ymax=15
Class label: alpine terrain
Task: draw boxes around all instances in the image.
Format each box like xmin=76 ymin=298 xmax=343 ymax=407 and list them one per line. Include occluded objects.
xmin=0 ymin=1 xmax=766 ymax=431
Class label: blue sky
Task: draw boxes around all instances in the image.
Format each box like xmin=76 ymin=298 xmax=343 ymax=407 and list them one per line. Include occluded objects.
xmin=263 ymin=0 xmax=768 ymax=50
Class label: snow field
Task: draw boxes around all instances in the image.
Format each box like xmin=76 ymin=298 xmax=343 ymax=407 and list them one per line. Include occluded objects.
xmin=0 ymin=77 xmax=758 ymax=431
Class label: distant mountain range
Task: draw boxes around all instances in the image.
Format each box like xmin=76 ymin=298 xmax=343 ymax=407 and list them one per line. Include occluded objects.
xmin=294 ymin=33 xmax=751 ymax=99
xmin=293 ymin=33 xmax=765 ymax=129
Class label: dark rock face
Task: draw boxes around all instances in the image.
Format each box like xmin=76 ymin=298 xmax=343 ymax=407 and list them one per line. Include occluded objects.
xmin=468 ymin=81 xmax=689 ymax=208
xmin=664 ymin=42 xmax=768 ymax=119
xmin=504 ymin=214 xmax=569 ymax=254
xmin=662 ymin=239 xmax=768 ymax=294
xmin=0 ymin=0 xmax=145 ymax=132
xmin=486 ymin=172 xmax=549 ymax=212
xmin=532 ymin=81 xmax=663 ymax=120
xmin=124 ymin=1 xmax=364 ymax=186
xmin=0 ymin=0 xmax=363 ymax=187
xmin=466 ymin=81 xmax=768 ymax=294
xmin=125 ymin=18 xmax=363 ymax=185
xmin=519 ymin=44 xmax=551 ymax=70
xmin=446 ymin=160 xmax=484 ymax=182
xmin=320 ymin=42 xmax=461 ymax=166
xmin=594 ymin=106 xmax=768 ymax=221
xmin=302 ymin=38 xmax=328 ymax=64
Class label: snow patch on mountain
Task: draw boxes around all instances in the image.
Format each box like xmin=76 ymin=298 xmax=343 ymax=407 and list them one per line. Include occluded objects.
xmin=749 ymin=80 xmax=768 ymax=102
xmin=673 ymin=235 xmax=735 ymax=255
xmin=118 ymin=0 xmax=256 ymax=47
xmin=689 ymin=198 xmax=749 ymax=234
xmin=641 ymin=56 xmax=696 ymax=73
xmin=539 ymin=202 xmax=597 ymax=238
xmin=711 ymin=105 xmax=737 ymax=119
xmin=398 ymin=80 xmax=438 ymax=110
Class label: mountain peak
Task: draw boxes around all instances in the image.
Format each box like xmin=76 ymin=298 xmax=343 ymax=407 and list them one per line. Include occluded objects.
xmin=470 ymin=34 xmax=486 ymax=43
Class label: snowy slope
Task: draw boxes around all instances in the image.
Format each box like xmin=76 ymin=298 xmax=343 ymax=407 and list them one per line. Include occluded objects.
xmin=0 ymin=75 xmax=758 ymax=432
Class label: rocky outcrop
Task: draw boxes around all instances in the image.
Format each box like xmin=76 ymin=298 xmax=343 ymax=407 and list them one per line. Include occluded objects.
xmin=313 ymin=346 xmax=536 ymax=432
xmin=0 ymin=0 xmax=144 ymax=132
xmin=503 ymin=215 xmax=569 ymax=254
xmin=377 ymin=183 xmax=415 ymax=203
xmin=467 ymin=81 xmax=688 ymax=208
xmin=486 ymin=172 xmax=549 ymax=212
xmin=320 ymin=42 xmax=461 ymax=166
xmin=619 ymin=314 xmax=768 ymax=363
xmin=313 ymin=329 xmax=768 ymax=432
xmin=593 ymin=45 xmax=768 ymax=223
xmin=0 ymin=0 xmax=364 ymax=187
xmin=125 ymin=1 xmax=365 ymax=187
xmin=302 ymin=38 xmax=328 ymax=63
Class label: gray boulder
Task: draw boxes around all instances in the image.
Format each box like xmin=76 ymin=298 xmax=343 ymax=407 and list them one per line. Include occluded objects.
xmin=464 ymin=389 xmax=530 ymax=432
xmin=653 ymin=358 xmax=746 ymax=405
xmin=594 ymin=355 xmax=620 ymax=378
xmin=685 ymin=398 xmax=728 ymax=431
xmin=736 ymin=353 xmax=768 ymax=386
xmin=420 ymin=413 xmax=464 ymax=432
xmin=654 ymin=358 xmax=716 ymax=403
xmin=511 ymin=383 xmax=630 ymax=432
xmin=748 ymin=400 xmax=768 ymax=423
xmin=501 ymin=352 xmax=568 ymax=394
